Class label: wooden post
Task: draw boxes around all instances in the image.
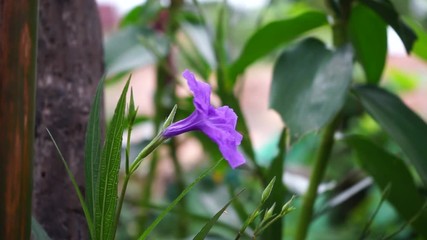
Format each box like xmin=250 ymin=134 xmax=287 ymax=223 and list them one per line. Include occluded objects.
xmin=0 ymin=0 xmax=38 ymax=239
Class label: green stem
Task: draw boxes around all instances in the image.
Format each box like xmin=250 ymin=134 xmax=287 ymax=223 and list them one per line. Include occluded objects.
xmin=112 ymin=174 xmax=131 ymax=238
xmin=294 ymin=115 xmax=340 ymax=240
xmin=169 ymin=139 xmax=189 ymax=237
xmin=235 ymin=203 xmax=263 ymax=240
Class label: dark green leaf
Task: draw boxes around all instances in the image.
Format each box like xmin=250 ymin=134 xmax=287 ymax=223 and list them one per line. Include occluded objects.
xmin=403 ymin=17 xmax=427 ymax=61
xmin=270 ymin=38 xmax=353 ymax=137
xmin=353 ymin=85 xmax=427 ymax=185
xmin=84 ymin=78 xmax=103 ymax=226
xmin=262 ymin=129 xmax=287 ymax=239
xmin=230 ymin=11 xmax=327 ymax=79
xmin=31 ymin=217 xmax=51 ymax=240
xmin=193 ymin=189 xmax=245 ymax=240
xmin=347 ymin=135 xmax=427 ymax=237
xmin=359 ymin=0 xmax=417 ymax=53
xmin=349 ymin=4 xmax=387 ymax=84
xmin=95 ymin=79 xmax=130 ymax=240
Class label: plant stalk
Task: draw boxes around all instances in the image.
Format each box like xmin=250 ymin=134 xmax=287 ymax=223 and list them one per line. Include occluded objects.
xmin=112 ymin=174 xmax=131 ymax=238
xmin=294 ymin=115 xmax=340 ymax=240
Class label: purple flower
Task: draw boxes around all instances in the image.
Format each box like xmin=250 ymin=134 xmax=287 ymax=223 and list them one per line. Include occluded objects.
xmin=163 ymin=70 xmax=245 ymax=168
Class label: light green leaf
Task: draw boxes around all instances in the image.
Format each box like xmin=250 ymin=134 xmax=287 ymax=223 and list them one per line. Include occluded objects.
xmin=31 ymin=217 xmax=51 ymax=240
xmin=95 ymin=79 xmax=130 ymax=240
xmin=193 ymin=189 xmax=245 ymax=240
xmin=403 ymin=17 xmax=427 ymax=61
xmin=349 ymin=4 xmax=387 ymax=84
xmin=347 ymin=135 xmax=427 ymax=237
xmin=353 ymin=85 xmax=427 ymax=185
xmin=84 ymin=78 xmax=103 ymax=227
xmin=104 ymin=26 xmax=167 ymax=77
xmin=270 ymin=38 xmax=353 ymax=137
xmin=230 ymin=11 xmax=327 ymax=79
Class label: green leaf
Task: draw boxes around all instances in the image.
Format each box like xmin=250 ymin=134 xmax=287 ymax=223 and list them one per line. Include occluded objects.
xmin=353 ymin=85 xmax=427 ymax=185
xmin=84 ymin=78 xmax=104 ymax=228
xmin=262 ymin=129 xmax=287 ymax=239
xmin=349 ymin=4 xmax=387 ymax=84
xmin=181 ymin=23 xmax=215 ymax=76
xmin=31 ymin=217 xmax=51 ymax=240
xmin=270 ymin=38 xmax=353 ymax=137
xmin=119 ymin=0 xmax=161 ymax=28
xmin=214 ymin=1 xmax=230 ymax=92
xmin=46 ymin=129 xmax=95 ymax=238
xmin=95 ymin=79 xmax=130 ymax=240
xmin=403 ymin=17 xmax=427 ymax=61
xmin=193 ymin=189 xmax=245 ymax=240
xmin=359 ymin=0 xmax=417 ymax=53
xmin=347 ymin=135 xmax=427 ymax=237
xmin=138 ymin=159 xmax=224 ymax=240
xmin=104 ymin=26 xmax=167 ymax=77
xmin=230 ymin=11 xmax=327 ymax=79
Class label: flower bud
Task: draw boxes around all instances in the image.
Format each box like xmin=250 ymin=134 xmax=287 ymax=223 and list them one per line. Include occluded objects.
xmin=261 ymin=177 xmax=276 ymax=202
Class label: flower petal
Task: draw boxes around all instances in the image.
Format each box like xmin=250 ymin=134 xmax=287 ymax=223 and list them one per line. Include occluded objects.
xmin=219 ymin=144 xmax=246 ymax=169
xmin=163 ymin=111 xmax=203 ymax=138
xmin=162 ymin=69 xmax=246 ymax=169
xmin=183 ymin=69 xmax=211 ymax=114
xmin=199 ymin=107 xmax=245 ymax=168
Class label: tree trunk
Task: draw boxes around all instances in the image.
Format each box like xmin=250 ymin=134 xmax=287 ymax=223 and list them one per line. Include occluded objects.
xmin=0 ymin=0 xmax=38 ymax=239
xmin=33 ymin=0 xmax=103 ymax=239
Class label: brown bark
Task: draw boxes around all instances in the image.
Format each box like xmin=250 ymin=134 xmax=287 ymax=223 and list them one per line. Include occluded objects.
xmin=33 ymin=0 xmax=103 ymax=239
xmin=0 ymin=0 xmax=38 ymax=239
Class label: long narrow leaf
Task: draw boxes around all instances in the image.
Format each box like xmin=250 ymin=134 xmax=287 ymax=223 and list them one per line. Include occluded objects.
xmin=193 ymin=189 xmax=245 ymax=240
xmin=262 ymin=129 xmax=287 ymax=239
xmin=84 ymin=78 xmax=104 ymax=226
xmin=95 ymin=79 xmax=130 ymax=240
xmin=138 ymin=159 xmax=224 ymax=240
xmin=46 ymin=129 xmax=95 ymax=238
